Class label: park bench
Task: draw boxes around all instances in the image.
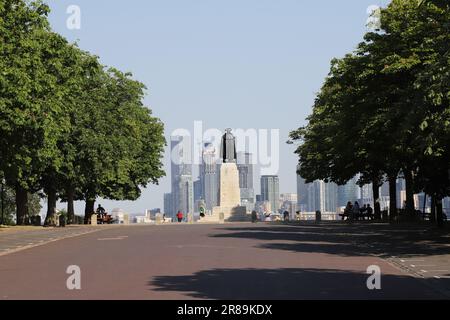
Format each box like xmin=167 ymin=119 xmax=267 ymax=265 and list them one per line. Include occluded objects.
xmin=97 ymin=214 xmax=115 ymax=224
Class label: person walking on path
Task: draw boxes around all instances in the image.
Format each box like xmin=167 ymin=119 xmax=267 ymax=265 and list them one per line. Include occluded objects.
xmin=251 ymin=210 xmax=258 ymax=223
xmin=176 ymin=210 xmax=183 ymax=223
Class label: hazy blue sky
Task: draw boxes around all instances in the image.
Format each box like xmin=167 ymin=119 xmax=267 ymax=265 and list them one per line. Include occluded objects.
xmin=45 ymin=0 xmax=390 ymax=215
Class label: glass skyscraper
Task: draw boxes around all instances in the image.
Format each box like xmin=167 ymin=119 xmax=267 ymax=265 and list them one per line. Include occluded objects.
xmin=170 ymin=136 xmax=194 ymax=218
xmin=200 ymin=142 xmax=219 ymax=212
xmin=261 ymin=175 xmax=280 ymax=214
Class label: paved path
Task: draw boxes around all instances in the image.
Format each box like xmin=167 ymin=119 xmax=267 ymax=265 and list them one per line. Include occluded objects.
xmin=0 ymin=223 xmax=449 ymax=300
xmin=0 ymin=226 xmax=112 ymax=257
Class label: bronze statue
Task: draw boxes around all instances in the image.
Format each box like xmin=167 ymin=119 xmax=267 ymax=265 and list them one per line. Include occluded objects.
xmin=220 ymin=128 xmax=237 ymax=163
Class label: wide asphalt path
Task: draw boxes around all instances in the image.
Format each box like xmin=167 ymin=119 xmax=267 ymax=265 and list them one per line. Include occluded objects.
xmin=0 ymin=223 xmax=448 ymax=300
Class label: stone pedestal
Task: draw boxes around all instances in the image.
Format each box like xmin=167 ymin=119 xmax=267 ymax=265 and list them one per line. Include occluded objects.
xmin=198 ymin=162 xmax=249 ymax=223
xmin=219 ymin=163 xmax=241 ymax=208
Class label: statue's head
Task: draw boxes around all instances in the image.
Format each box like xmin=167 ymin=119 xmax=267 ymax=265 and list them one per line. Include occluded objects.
xmin=223 ymin=128 xmax=235 ymax=140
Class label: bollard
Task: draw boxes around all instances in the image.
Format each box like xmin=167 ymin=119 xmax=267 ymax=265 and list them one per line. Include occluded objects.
xmin=91 ymin=214 xmax=97 ymax=226
xmin=315 ymin=210 xmax=322 ymax=222
xmin=59 ymin=215 xmax=66 ymax=227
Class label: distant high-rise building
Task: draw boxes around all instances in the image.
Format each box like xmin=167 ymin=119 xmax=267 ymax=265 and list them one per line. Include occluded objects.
xmin=164 ymin=193 xmax=173 ymax=216
xmin=237 ymin=152 xmax=254 ymax=189
xmin=280 ymin=193 xmax=298 ymax=203
xmin=338 ymin=175 xmax=361 ymax=207
xmin=193 ymin=179 xmax=203 ymax=203
xmin=261 ymin=175 xmax=280 ymax=213
xmin=177 ymin=175 xmax=194 ymax=215
xmin=146 ymin=208 xmax=161 ymax=220
xmin=306 ymin=180 xmax=338 ymax=213
xmin=443 ymin=197 xmax=450 ymax=212
xmin=323 ymin=182 xmax=338 ymax=212
xmin=396 ymin=178 xmax=407 ymax=208
xmin=280 ymin=193 xmax=298 ymax=218
xmin=237 ymin=152 xmax=255 ymax=209
xmin=170 ymin=136 xmax=194 ymax=218
xmin=171 ymin=136 xmax=192 ymax=178
xmin=297 ymin=166 xmax=309 ymax=212
xmin=361 ymin=183 xmax=373 ymax=205
xmin=380 ymin=181 xmax=390 ymax=197
xmin=201 ymin=142 xmax=219 ymax=212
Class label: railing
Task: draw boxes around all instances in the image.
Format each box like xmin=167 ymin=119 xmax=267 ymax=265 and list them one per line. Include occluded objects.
xmin=296 ymin=212 xmax=340 ymax=221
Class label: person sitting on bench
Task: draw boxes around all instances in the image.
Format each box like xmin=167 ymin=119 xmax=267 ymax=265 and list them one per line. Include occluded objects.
xmin=366 ymin=204 xmax=374 ymax=220
xmin=339 ymin=202 xmax=353 ymax=220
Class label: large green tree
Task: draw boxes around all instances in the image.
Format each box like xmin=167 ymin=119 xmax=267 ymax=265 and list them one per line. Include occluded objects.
xmin=290 ymin=0 xmax=449 ymax=225
xmin=0 ymin=0 xmax=68 ymax=225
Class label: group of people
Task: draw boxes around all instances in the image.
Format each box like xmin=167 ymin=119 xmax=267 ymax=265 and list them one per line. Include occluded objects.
xmin=341 ymin=201 xmax=374 ymax=221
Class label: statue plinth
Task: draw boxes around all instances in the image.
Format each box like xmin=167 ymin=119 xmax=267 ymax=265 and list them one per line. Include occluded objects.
xmin=210 ymin=163 xmax=248 ymax=222
xmin=219 ymin=163 xmax=241 ymax=208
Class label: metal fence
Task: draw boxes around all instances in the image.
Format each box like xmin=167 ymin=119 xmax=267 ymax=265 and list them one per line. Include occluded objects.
xmin=296 ymin=212 xmax=340 ymax=221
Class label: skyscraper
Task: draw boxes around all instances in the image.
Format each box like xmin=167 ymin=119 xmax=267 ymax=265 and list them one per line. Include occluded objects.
xmin=178 ymin=175 xmax=194 ymax=215
xmin=323 ymin=181 xmax=338 ymax=212
xmin=237 ymin=152 xmax=255 ymax=210
xmin=396 ymin=178 xmax=406 ymax=208
xmin=297 ymin=166 xmax=309 ymax=212
xmin=303 ymin=180 xmax=338 ymax=213
xmin=337 ymin=175 xmax=361 ymax=207
xmin=200 ymin=142 xmax=219 ymax=212
xmin=193 ymin=179 xmax=203 ymax=203
xmin=280 ymin=193 xmax=298 ymax=218
xmin=163 ymin=193 xmax=173 ymax=216
xmin=171 ymin=136 xmax=194 ymax=218
xmin=261 ymin=175 xmax=280 ymax=214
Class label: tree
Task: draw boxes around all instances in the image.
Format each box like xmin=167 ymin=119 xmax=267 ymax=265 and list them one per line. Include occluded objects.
xmin=289 ymin=0 xmax=449 ymax=226
xmin=0 ymin=0 xmax=68 ymax=225
xmin=378 ymin=0 xmax=450 ymax=223
xmin=78 ymin=68 xmax=165 ymax=224
xmin=0 ymin=181 xmax=42 ymax=226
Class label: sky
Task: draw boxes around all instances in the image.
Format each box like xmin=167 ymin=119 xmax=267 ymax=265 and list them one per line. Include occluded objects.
xmin=43 ymin=0 xmax=390 ymax=215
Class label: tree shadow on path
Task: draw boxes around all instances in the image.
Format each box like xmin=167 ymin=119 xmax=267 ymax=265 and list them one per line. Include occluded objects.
xmin=210 ymin=223 xmax=450 ymax=258
xmin=150 ymin=267 xmax=447 ymax=300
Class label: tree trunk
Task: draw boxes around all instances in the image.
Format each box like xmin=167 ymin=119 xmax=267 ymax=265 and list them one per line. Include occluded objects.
xmin=372 ymin=178 xmax=381 ymax=220
xmin=388 ymin=175 xmax=397 ymax=221
xmin=15 ymin=185 xmax=29 ymax=226
xmin=84 ymin=199 xmax=95 ymax=224
xmin=436 ymin=197 xmax=444 ymax=228
xmin=67 ymin=186 xmax=75 ymax=225
xmin=404 ymin=170 xmax=415 ymax=217
xmin=44 ymin=189 xmax=57 ymax=226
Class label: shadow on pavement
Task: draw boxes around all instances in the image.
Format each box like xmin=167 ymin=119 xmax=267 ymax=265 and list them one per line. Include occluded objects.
xmin=150 ymin=267 xmax=447 ymax=300
xmin=210 ymin=223 xmax=450 ymax=258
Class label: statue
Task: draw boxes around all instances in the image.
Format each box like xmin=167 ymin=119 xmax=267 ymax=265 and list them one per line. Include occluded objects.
xmin=220 ymin=129 xmax=237 ymax=163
